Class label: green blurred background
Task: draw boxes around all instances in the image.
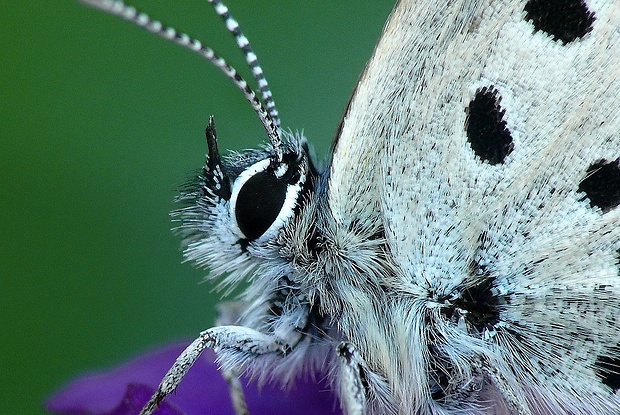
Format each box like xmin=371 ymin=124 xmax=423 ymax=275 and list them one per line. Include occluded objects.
xmin=1 ymin=1 xmax=394 ymax=413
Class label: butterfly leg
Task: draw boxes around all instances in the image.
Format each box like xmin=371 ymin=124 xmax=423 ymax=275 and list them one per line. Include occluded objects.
xmin=216 ymin=302 xmax=249 ymax=415
xmin=139 ymin=325 xmax=289 ymax=415
xmin=481 ymin=361 xmax=532 ymax=415
xmin=221 ymin=366 xmax=249 ymax=415
xmin=337 ymin=342 xmax=367 ymax=415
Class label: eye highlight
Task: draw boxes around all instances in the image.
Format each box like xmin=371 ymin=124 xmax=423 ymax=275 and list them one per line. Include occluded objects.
xmin=230 ymin=153 xmax=308 ymax=241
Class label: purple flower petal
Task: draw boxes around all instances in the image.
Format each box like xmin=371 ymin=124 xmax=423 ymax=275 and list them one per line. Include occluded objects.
xmin=45 ymin=341 xmax=340 ymax=415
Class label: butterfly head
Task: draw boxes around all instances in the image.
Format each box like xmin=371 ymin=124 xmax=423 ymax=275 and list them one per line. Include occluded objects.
xmin=173 ymin=116 xmax=318 ymax=288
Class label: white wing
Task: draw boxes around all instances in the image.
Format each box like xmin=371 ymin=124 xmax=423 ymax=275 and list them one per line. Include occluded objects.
xmin=329 ymin=0 xmax=620 ymax=413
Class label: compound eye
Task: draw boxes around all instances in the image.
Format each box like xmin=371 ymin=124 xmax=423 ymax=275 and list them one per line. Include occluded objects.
xmin=230 ymin=155 xmax=306 ymax=241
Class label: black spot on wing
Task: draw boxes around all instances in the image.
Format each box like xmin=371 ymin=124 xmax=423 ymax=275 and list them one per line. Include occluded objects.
xmin=595 ymin=346 xmax=620 ymax=392
xmin=578 ymin=159 xmax=620 ymax=212
xmin=459 ymin=276 xmax=501 ymax=332
xmin=444 ymin=261 xmax=502 ymax=333
xmin=524 ymin=0 xmax=596 ymax=45
xmin=465 ymin=86 xmax=514 ymax=165
xmin=441 ymin=234 xmax=505 ymax=335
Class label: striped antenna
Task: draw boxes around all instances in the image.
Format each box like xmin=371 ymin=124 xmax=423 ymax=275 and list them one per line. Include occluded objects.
xmin=81 ymin=0 xmax=284 ymax=161
xmin=208 ymin=0 xmax=280 ymax=128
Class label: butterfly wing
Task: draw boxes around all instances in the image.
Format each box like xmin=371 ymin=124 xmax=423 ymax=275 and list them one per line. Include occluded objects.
xmin=329 ymin=0 xmax=620 ymax=413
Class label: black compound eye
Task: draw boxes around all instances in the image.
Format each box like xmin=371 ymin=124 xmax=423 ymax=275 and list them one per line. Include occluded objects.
xmin=230 ymin=155 xmax=306 ymax=240
xmin=235 ymin=170 xmax=287 ymax=239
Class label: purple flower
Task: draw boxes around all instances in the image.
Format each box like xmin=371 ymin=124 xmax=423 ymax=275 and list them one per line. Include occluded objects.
xmin=45 ymin=341 xmax=341 ymax=415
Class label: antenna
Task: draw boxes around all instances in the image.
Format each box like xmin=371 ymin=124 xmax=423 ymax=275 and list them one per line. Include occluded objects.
xmin=208 ymin=0 xmax=280 ymax=129
xmin=81 ymin=0 xmax=284 ymax=161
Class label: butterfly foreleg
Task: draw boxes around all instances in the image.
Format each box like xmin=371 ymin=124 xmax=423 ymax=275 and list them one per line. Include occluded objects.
xmin=139 ymin=325 xmax=289 ymax=415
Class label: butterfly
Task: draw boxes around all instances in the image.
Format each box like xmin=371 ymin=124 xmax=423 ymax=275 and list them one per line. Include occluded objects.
xmin=81 ymin=0 xmax=620 ymax=414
